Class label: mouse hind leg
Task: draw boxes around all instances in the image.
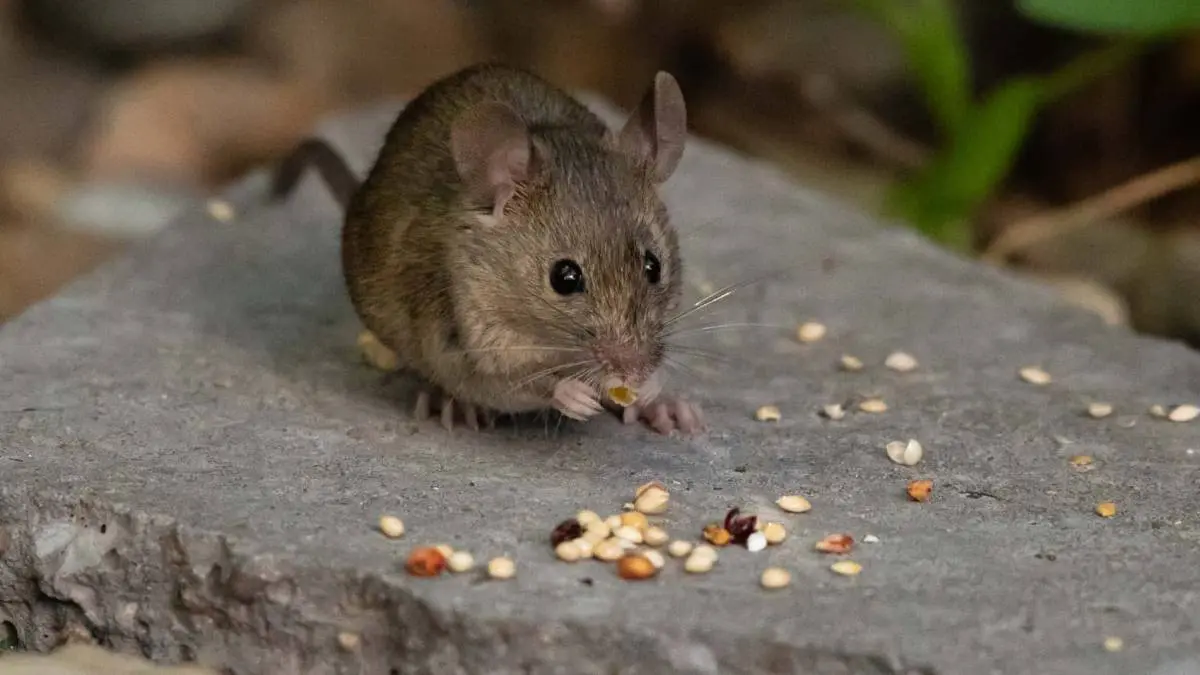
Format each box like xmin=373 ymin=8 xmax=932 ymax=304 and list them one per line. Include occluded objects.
xmin=413 ymin=385 xmax=499 ymax=431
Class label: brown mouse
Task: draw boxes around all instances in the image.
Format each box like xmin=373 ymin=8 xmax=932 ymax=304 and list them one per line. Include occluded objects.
xmin=273 ymin=62 xmax=702 ymax=435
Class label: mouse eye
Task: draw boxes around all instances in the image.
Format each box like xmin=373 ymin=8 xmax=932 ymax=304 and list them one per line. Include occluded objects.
xmin=550 ymin=259 xmax=586 ymax=295
xmin=643 ymin=251 xmax=662 ymax=285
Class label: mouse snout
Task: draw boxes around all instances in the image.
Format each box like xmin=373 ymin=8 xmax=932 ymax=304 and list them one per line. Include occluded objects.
xmin=593 ymin=339 xmax=654 ymax=384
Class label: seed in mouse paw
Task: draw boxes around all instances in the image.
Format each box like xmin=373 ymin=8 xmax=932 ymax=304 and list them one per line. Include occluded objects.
xmin=378 ymin=515 xmax=405 ymax=539
xmin=608 ymin=386 xmax=637 ymax=407
xmin=356 ymin=330 xmax=399 ymax=371
xmin=884 ymin=351 xmax=918 ymax=372
xmin=796 ymin=322 xmax=827 ymax=343
xmin=755 ymin=405 xmax=782 ymax=422
xmin=906 ymin=479 xmax=933 ymax=502
xmin=405 ymin=547 xmax=447 ymax=577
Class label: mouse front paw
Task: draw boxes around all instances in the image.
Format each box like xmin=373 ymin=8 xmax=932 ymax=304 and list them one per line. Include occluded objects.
xmin=551 ymin=379 xmax=604 ymax=421
xmin=623 ymin=395 xmax=705 ymax=436
xmin=413 ymin=387 xmax=497 ymax=431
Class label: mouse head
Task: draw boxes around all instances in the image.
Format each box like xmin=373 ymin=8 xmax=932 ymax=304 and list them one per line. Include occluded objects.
xmin=448 ymin=71 xmax=687 ymax=394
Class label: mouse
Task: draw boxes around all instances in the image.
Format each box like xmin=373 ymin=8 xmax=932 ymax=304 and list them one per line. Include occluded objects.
xmin=272 ymin=62 xmax=704 ymax=436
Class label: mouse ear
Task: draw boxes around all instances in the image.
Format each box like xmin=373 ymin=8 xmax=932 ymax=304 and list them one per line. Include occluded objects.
xmin=451 ymin=102 xmax=539 ymax=218
xmin=617 ymin=71 xmax=687 ymax=184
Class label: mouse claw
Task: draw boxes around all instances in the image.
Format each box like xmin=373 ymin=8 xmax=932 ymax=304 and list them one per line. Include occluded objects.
xmin=462 ymin=402 xmax=481 ymax=431
xmin=552 ymin=379 xmax=604 ymax=421
xmin=440 ymin=398 xmax=455 ymax=430
xmin=414 ymin=390 xmax=432 ymax=421
xmin=628 ymin=396 xmax=705 ymax=436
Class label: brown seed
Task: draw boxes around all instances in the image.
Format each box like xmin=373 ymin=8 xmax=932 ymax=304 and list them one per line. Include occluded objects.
xmin=616 ymin=554 xmax=658 ymax=580
xmin=815 ymin=533 xmax=854 ymax=554
xmin=702 ymin=524 xmax=732 ymax=546
xmin=906 ymin=479 xmax=933 ymax=502
xmin=620 ymin=512 xmax=649 ymax=530
xmin=405 ymin=547 xmax=447 ymax=577
xmin=1095 ymin=501 xmax=1117 ymax=518
xmin=551 ymin=518 xmax=584 ymax=547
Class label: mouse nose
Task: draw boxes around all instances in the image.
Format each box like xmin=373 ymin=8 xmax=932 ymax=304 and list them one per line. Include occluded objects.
xmin=594 ymin=340 xmax=652 ymax=381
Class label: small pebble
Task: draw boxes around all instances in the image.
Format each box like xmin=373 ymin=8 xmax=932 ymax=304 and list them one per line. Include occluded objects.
xmin=447 ymin=551 xmax=474 ymax=572
xmin=863 ymin=534 xmax=880 ymax=544
xmin=830 ymin=560 xmax=863 ymax=576
xmin=762 ymin=522 xmax=787 ymax=545
xmin=337 ymin=632 xmax=361 ymax=651
xmin=886 ymin=439 xmax=923 ymax=466
xmin=884 ymin=351 xmax=918 ymax=372
xmin=796 ymin=322 xmax=827 ymax=343
xmin=760 ymin=567 xmax=791 ymax=589
xmin=1095 ymin=501 xmax=1117 ymax=518
xmin=755 ymin=405 xmax=782 ymax=422
xmin=643 ymin=526 xmax=669 ymax=547
xmin=206 ymin=198 xmax=235 ymax=222
xmin=822 ymin=403 xmax=846 ymax=420
xmin=667 ymin=540 xmax=693 ymax=558
xmin=1019 ymin=366 xmax=1052 ymax=385
xmin=487 ymin=557 xmax=516 ymax=580
xmin=776 ymin=495 xmax=812 ymax=513
xmin=858 ymin=398 xmax=888 ymax=413
xmin=839 ymin=354 xmax=864 ymax=371
xmin=1103 ymin=636 xmax=1124 ymax=652
xmin=1168 ymin=404 xmax=1200 ymax=422
xmin=378 ymin=515 xmax=405 ymax=539
xmin=746 ymin=532 xmax=768 ymax=552
xmin=555 ymin=541 xmax=582 ymax=562
xmin=1087 ymin=402 xmax=1114 ymax=419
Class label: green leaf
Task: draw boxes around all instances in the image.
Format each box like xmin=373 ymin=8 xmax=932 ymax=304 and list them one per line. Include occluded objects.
xmin=1017 ymin=0 xmax=1200 ymax=36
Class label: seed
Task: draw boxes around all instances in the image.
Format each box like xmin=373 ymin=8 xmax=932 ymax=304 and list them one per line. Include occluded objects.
xmin=1087 ymin=403 xmax=1114 ymax=419
xmin=667 ymin=540 xmax=693 ymax=558
xmin=614 ymin=525 xmax=644 ymax=544
xmin=594 ymin=538 xmax=625 ymax=561
xmin=755 ymin=405 xmax=782 ymax=422
xmin=683 ymin=551 xmax=715 ymax=573
xmin=405 ymin=547 xmax=446 ymax=577
xmin=906 ymin=479 xmax=933 ymax=502
xmin=620 ymin=512 xmax=649 ymax=530
xmin=642 ymin=549 xmax=666 ymax=569
xmin=858 ymin=398 xmax=888 ymax=413
xmin=863 ymin=534 xmax=880 ymax=544
xmin=576 ymin=510 xmax=601 ymax=527
xmin=821 ymin=403 xmax=846 ymax=420
xmin=551 ymin=518 xmax=584 ymax=547
xmin=634 ymin=480 xmax=667 ymax=499
xmin=572 ymin=538 xmax=594 ymax=559
xmin=616 ymin=554 xmax=657 ymax=580
xmin=1103 ymin=636 xmax=1124 ymax=652
xmin=1069 ymin=455 xmax=1094 ymax=468
xmin=1095 ymin=501 xmax=1117 ymax=518
xmin=796 ymin=322 xmax=827 ymax=343
xmin=746 ymin=532 xmax=768 ymax=552
xmin=1019 ymin=366 xmax=1051 ymax=385
xmin=356 ymin=330 xmax=399 ymax=371
xmin=885 ymin=439 xmax=923 ymax=466
xmin=634 ymin=486 xmax=670 ymax=515
xmin=691 ymin=544 xmax=718 ymax=560
xmin=776 ymin=495 xmax=812 ymax=513
xmin=378 ymin=515 xmax=405 ymax=539
xmin=643 ymin=526 xmax=669 ymax=547
xmin=839 ymin=354 xmax=864 ymax=371
xmin=762 ymin=522 xmax=787 ymax=544
xmin=555 ymin=541 xmax=582 ymax=562
xmin=830 ymin=560 xmax=862 ymax=576
xmin=760 ymin=567 xmax=791 ymax=589
xmin=447 ymin=550 xmax=474 ymax=572
xmin=486 ymin=556 xmax=515 ymax=580
xmin=1149 ymin=404 xmax=1167 ymax=418
xmin=702 ymin=524 xmax=731 ymax=546
xmin=337 ymin=632 xmax=361 ymax=651
xmin=206 ymin=198 xmax=235 ymax=222
xmin=884 ymin=351 xmax=918 ymax=372
xmin=815 ymin=533 xmax=854 ymax=554
xmin=608 ymin=386 xmax=638 ymax=407
xmin=434 ymin=544 xmax=454 ymax=559
xmin=1168 ymin=404 xmax=1200 ymax=422
xmin=604 ymin=514 xmax=623 ymax=530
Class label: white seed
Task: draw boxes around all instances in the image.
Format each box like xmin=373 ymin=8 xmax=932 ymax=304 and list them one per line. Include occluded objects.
xmin=884 ymin=351 xmax=918 ymax=372
xmin=796 ymin=322 xmax=827 ymax=343
xmin=776 ymin=495 xmax=812 ymax=513
xmin=683 ymin=551 xmax=715 ymax=573
xmin=1103 ymin=636 xmax=1124 ymax=652
xmin=1149 ymin=404 xmax=1168 ymax=418
xmin=760 ymin=567 xmax=791 ymax=589
xmin=434 ymin=544 xmax=454 ymax=559
xmin=830 ymin=560 xmax=862 ymax=576
xmin=642 ymin=549 xmax=666 ymax=569
xmin=604 ymin=515 xmax=623 ymax=530
xmin=378 ymin=515 xmax=405 ymax=539
xmin=755 ymin=405 xmax=782 ymax=422
xmin=447 ymin=550 xmax=474 ymax=572
xmin=1019 ymin=366 xmax=1052 ymax=385
xmin=762 ymin=522 xmax=787 ymax=544
xmin=594 ymin=538 xmax=625 ymax=561
xmin=885 ymin=439 xmax=923 ymax=466
xmin=1086 ymin=402 xmax=1114 ymax=418
xmin=858 ymin=398 xmax=888 ymax=413
xmin=1168 ymin=404 xmax=1200 ymax=422
xmin=863 ymin=534 xmax=880 ymax=544
xmin=337 ymin=631 xmax=361 ymax=651
xmin=746 ymin=532 xmax=768 ymax=552
xmin=555 ymin=541 xmax=582 ymax=562
xmin=667 ymin=540 xmax=694 ymax=558
xmin=622 ymin=502 xmax=636 ymax=511
xmin=822 ymin=403 xmax=846 ymax=420
xmin=584 ymin=520 xmax=611 ymax=542
xmin=487 ymin=556 xmax=515 ymax=579
xmin=634 ymin=487 xmax=670 ymax=515
xmin=576 ymin=510 xmax=601 ymax=527
xmin=572 ymin=538 xmax=594 ymax=559
xmin=643 ymin=526 xmax=669 ymax=547
xmin=206 ymin=199 xmax=235 ymax=222
xmin=613 ymin=525 xmax=644 ymax=544
xmin=690 ymin=544 xmax=718 ymax=561
xmin=839 ymin=354 xmax=864 ymax=371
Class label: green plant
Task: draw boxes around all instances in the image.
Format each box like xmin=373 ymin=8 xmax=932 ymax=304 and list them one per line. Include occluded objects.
xmin=846 ymin=0 xmax=1200 ymax=251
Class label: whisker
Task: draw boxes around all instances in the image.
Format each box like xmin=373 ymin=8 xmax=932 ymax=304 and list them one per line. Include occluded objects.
xmin=664 ymin=322 xmax=785 ymax=338
xmin=665 ymin=268 xmax=789 ymax=328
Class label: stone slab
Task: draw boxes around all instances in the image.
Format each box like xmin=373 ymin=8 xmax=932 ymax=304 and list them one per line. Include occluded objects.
xmin=2 ymin=95 xmax=1200 ymax=675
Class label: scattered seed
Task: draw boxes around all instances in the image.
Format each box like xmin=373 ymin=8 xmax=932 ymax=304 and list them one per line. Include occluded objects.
xmin=1149 ymin=404 xmax=1168 ymax=418
xmin=487 ymin=557 xmax=515 ymax=580
xmin=906 ymin=479 xmax=933 ymax=502
xmin=642 ymin=549 xmax=666 ymax=569
xmin=613 ymin=525 xmax=644 ymax=544
xmin=683 ymin=551 xmax=715 ymax=574
xmin=724 ymin=508 xmax=758 ymax=545
xmin=378 ymin=515 xmax=405 ymax=539
xmin=622 ymin=502 xmax=636 ymax=511
xmin=572 ymin=538 xmax=594 ymax=559
xmin=576 ymin=510 xmax=601 ymax=527
xmin=643 ymin=526 xmax=669 ymax=547
xmin=1019 ymin=366 xmax=1052 ymax=385
xmin=337 ymin=632 xmax=361 ymax=651
xmin=830 ymin=560 xmax=862 ymax=576
xmin=691 ymin=544 xmax=718 ymax=560
xmin=839 ymin=354 xmax=864 ymax=371
xmin=1103 ymin=636 xmax=1124 ymax=652
xmin=594 ymin=538 xmax=625 ymax=561
xmin=821 ymin=403 xmax=846 ymax=420
xmin=1168 ymin=404 xmax=1200 ymax=422
xmin=620 ymin=511 xmax=649 ymax=530
xmin=815 ymin=533 xmax=854 ymax=554
xmin=617 ymin=554 xmax=658 ymax=580
xmin=604 ymin=514 xmax=623 ymax=530
xmin=1069 ymin=455 xmax=1094 ymax=469
xmin=356 ymin=330 xmax=399 ymax=371
xmin=582 ymin=523 xmax=611 ymax=544
xmin=667 ymin=540 xmax=694 ymax=558
xmin=746 ymin=532 xmax=768 ymax=552
xmin=796 ymin=322 xmax=827 ymax=343
xmin=776 ymin=495 xmax=812 ymax=513
xmin=755 ymin=405 xmax=782 ymax=422
xmin=555 ymin=541 xmax=582 ymax=562
xmin=405 ymin=547 xmax=447 ymax=577
xmin=447 ymin=550 xmax=474 ymax=572
xmin=634 ymin=487 xmax=670 ymax=514
xmin=206 ymin=198 xmax=235 ymax=222
xmin=434 ymin=544 xmax=454 ymax=559
xmin=885 ymin=351 xmax=918 ymax=372
xmin=760 ymin=567 xmax=791 ymax=589
xmin=1087 ymin=403 xmax=1114 ymax=419
xmin=702 ymin=524 xmax=732 ymax=546
xmin=886 ymin=439 xmax=923 ymax=466
xmin=1095 ymin=501 xmax=1117 ymax=518
xmin=634 ymin=480 xmax=666 ymax=499
xmin=858 ymin=398 xmax=888 ymax=413
xmin=863 ymin=534 xmax=880 ymax=544
xmin=762 ymin=522 xmax=787 ymax=545
xmin=551 ymin=518 xmax=584 ymax=547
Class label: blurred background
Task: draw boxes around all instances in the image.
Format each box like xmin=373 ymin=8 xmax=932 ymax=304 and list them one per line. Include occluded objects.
xmin=1 ymin=0 xmax=1199 ymax=348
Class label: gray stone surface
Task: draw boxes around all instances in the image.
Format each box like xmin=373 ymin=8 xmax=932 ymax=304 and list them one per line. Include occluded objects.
xmin=2 ymin=96 xmax=1200 ymax=675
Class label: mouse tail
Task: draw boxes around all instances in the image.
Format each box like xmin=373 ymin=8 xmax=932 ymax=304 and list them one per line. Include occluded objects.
xmin=271 ymin=138 xmax=360 ymax=211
